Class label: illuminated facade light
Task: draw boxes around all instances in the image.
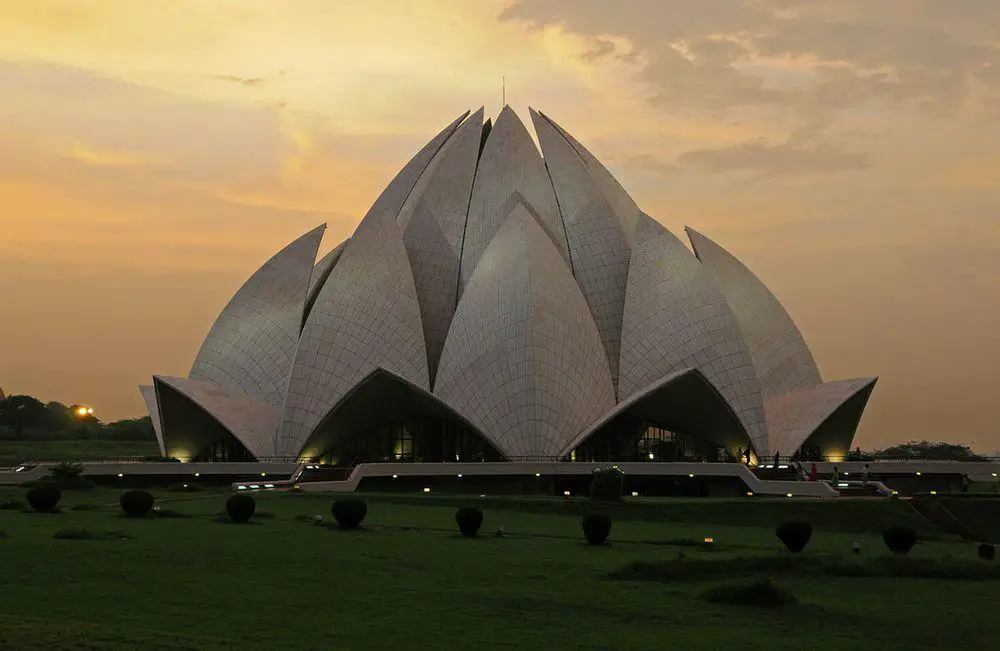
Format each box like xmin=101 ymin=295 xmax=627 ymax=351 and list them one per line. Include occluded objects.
xmin=786 ymin=493 xmax=793 ymax=498
xmin=746 ymin=491 xmax=753 ymax=496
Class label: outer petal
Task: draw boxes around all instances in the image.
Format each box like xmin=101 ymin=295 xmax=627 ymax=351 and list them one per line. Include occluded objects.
xmin=534 ymin=110 xmax=641 ymax=241
xmin=397 ymin=109 xmax=484 ymax=386
xmin=297 ymin=367 xmax=502 ymax=461
xmin=370 ymin=111 xmax=469 ymax=221
xmin=189 ymin=224 xmax=325 ymax=407
xmin=435 ymin=204 xmax=616 ymax=459
xmin=303 ymin=239 xmax=348 ymax=326
xmin=138 ymin=385 xmax=166 ymax=457
xmin=531 ymin=109 xmax=632 ymax=392
xmin=559 ymin=367 xmax=753 ymax=458
xmin=459 ymin=106 xmax=570 ymax=293
xmin=154 ymin=375 xmax=280 ymax=461
xmin=767 ymin=377 xmax=878 ymax=459
xmin=279 ymin=209 xmax=430 ymax=457
xmin=620 ymin=214 xmax=769 ymax=454
xmin=686 ymin=227 xmax=822 ymax=399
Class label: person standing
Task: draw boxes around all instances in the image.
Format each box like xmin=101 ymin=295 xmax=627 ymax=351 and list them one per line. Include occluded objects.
xmin=862 ymin=464 xmax=870 ymax=487
xmin=809 ymin=463 xmax=818 ymax=482
xmin=831 ymin=465 xmax=840 ymax=485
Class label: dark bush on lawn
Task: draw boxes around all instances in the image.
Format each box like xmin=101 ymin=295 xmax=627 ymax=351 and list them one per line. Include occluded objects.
xmin=883 ymin=525 xmax=917 ymax=555
xmin=702 ymin=578 xmax=796 ymax=608
xmin=582 ymin=512 xmax=612 ymax=545
xmin=330 ymin=498 xmax=367 ymax=529
xmin=455 ymin=506 xmax=484 ymax=537
xmin=120 ymin=490 xmax=155 ymax=517
xmin=589 ymin=466 xmax=624 ymax=502
xmin=978 ymin=543 xmax=996 ymax=561
xmin=26 ymin=486 xmax=61 ymax=513
xmin=0 ymin=498 xmax=24 ymax=511
xmin=225 ymin=494 xmax=256 ymax=523
xmin=775 ymin=521 xmax=812 ymax=553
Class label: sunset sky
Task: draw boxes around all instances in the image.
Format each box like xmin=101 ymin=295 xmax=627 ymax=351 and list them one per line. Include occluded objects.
xmin=1 ymin=0 xmax=997 ymax=450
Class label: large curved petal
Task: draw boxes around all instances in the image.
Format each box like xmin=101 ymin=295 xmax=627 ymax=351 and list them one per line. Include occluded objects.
xmin=188 ymin=224 xmax=325 ymax=407
xmin=138 ymin=385 xmax=166 ymax=457
xmin=686 ymin=227 xmax=822 ymax=399
xmin=303 ymin=239 xmax=348 ymax=326
xmin=397 ymin=109 xmax=484 ymax=386
xmin=459 ymin=106 xmax=570 ymax=294
xmin=531 ymin=109 xmax=632 ymax=392
xmin=620 ymin=214 xmax=769 ymax=454
xmin=435 ymin=204 xmax=616 ymax=459
xmin=767 ymin=377 xmax=878 ymax=459
xmin=560 ymin=367 xmax=753 ymax=458
xmin=534 ymin=109 xmax=641 ymax=241
xmin=279 ymin=209 xmax=430 ymax=457
xmin=154 ymin=375 xmax=280 ymax=461
xmin=370 ymin=111 xmax=469 ymax=222
xmin=297 ymin=367 xmax=503 ymax=461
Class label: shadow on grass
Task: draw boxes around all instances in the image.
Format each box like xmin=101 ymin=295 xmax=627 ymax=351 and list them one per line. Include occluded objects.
xmin=702 ymin=578 xmax=797 ymax=608
xmin=53 ymin=528 xmax=132 ymax=541
xmin=612 ymin=555 xmax=1000 ymax=583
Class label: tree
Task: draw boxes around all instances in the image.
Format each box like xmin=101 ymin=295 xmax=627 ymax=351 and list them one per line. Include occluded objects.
xmin=874 ymin=441 xmax=987 ymax=462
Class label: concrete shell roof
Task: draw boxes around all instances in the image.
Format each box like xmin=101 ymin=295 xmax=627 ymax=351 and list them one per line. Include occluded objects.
xmin=434 ymin=204 xmax=616 ymax=458
xmin=143 ymin=106 xmax=874 ymax=461
xmin=620 ymin=214 xmax=769 ymax=455
xmin=188 ymin=224 xmax=325 ymax=408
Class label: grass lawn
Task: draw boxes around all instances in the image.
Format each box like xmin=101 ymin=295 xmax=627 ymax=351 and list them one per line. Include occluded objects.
xmin=1 ymin=488 xmax=997 ymax=650
xmin=0 ymin=440 xmax=160 ymax=466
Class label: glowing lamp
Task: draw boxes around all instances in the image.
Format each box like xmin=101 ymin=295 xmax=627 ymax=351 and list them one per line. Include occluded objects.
xmin=423 ymin=487 xmax=431 ymax=493
xmin=703 ymin=537 xmax=715 ymax=545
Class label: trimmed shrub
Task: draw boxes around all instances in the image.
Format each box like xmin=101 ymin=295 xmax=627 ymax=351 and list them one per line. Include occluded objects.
xmin=331 ymin=498 xmax=367 ymax=529
xmin=455 ymin=506 xmax=484 ymax=537
xmin=120 ymin=490 xmax=155 ymax=518
xmin=225 ymin=494 xmax=256 ymax=523
xmin=590 ymin=466 xmax=625 ymax=502
xmin=582 ymin=512 xmax=612 ymax=545
xmin=702 ymin=579 xmax=796 ymax=608
xmin=26 ymin=486 xmax=61 ymax=513
xmin=883 ymin=525 xmax=917 ymax=555
xmin=978 ymin=543 xmax=996 ymax=561
xmin=775 ymin=521 xmax=813 ymax=553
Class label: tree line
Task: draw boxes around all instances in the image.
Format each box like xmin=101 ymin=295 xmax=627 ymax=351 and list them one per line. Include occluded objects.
xmin=0 ymin=394 xmax=154 ymax=442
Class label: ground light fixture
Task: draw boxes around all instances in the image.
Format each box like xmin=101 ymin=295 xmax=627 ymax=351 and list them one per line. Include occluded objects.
xmin=703 ymin=537 xmax=715 ymax=545
xmin=746 ymin=491 xmax=754 ymax=496
xmin=423 ymin=487 xmax=431 ymax=493
xmin=563 ymin=490 xmax=571 ymax=496
xmin=786 ymin=493 xmax=793 ymax=498
xmin=631 ymin=491 xmax=639 ymax=497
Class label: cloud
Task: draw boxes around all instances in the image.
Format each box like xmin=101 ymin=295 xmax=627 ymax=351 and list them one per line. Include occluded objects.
xmin=500 ymin=0 xmax=1000 ymax=123
xmin=679 ymin=139 xmax=870 ymax=175
xmin=212 ymin=74 xmax=266 ymax=86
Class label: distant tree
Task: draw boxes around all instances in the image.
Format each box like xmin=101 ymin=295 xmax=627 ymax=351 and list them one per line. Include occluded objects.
xmin=874 ymin=441 xmax=987 ymax=462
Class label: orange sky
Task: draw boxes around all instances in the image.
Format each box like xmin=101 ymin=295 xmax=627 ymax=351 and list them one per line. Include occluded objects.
xmin=1 ymin=0 xmax=998 ymax=450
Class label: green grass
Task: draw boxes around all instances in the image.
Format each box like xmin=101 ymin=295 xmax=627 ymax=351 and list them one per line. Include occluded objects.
xmin=0 ymin=439 xmax=159 ymax=465
xmin=1 ymin=488 xmax=998 ymax=650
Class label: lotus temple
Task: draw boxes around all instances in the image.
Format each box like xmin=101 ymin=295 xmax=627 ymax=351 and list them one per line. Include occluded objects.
xmin=139 ymin=106 xmax=877 ymax=468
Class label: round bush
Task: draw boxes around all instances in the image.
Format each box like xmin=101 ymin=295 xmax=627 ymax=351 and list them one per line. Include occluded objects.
xmin=582 ymin=512 xmax=612 ymax=545
xmin=978 ymin=543 xmax=996 ymax=561
xmin=775 ymin=521 xmax=813 ymax=553
xmin=225 ymin=494 xmax=256 ymax=523
xmin=590 ymin=467 xmax=624 ymax=502
xmin=120 ymin=490 xmax=155 ymax=518
xmin=882 ymin=525 xmax=917 ymax=555
xmin=455 ymin=506 xmax=484 ymax=537
xmin=331 ymin=498 xmax=367 ymax=529
xmin=25 ymin=486 xmax=61 ymax=513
